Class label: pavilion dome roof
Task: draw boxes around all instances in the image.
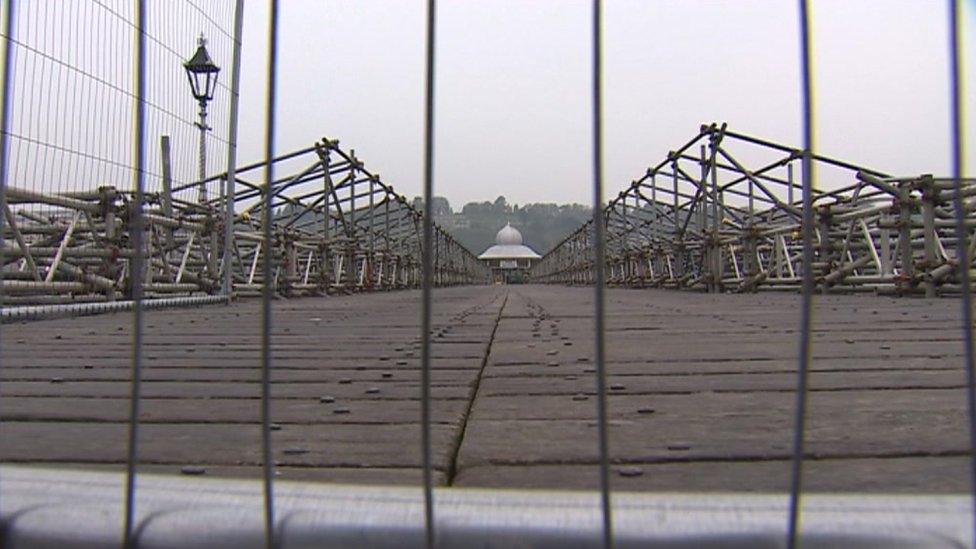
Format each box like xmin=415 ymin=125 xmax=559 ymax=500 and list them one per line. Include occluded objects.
xmin=478 ymin=223 xmax=541 ymax=260
xmin=495 ymin=223 xmax=523 ymax=246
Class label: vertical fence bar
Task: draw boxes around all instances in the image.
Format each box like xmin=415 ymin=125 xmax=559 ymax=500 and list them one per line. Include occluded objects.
xmin=947 ymin=0 xmax=975 ymax=545
xmin=590 ymin=0 xmax=613 ymax=547
xmin=123 ymin=0 xmax=147 ymax=546
xmin=787 ymin=0 xmax=815 ymax=547
xmin=161 ymin=136 xmax=175 ymax=255
xmin=0 ymin=0 xmax=15 ymax=511
xmin=223 ymin=0 xmax=244 ymax=296
xmin=261 ymin=1 xmax=280 ymax=547
xmin=421 ymin=0 xmax=437 ymax=546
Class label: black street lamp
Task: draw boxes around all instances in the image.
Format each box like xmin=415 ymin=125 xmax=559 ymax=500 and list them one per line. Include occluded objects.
xmin=184 ymin=34 xmax=220 ymax=204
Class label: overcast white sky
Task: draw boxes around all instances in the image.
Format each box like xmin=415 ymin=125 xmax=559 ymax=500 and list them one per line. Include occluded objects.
xmin=235 ymin=0 xmax=976 ymax=207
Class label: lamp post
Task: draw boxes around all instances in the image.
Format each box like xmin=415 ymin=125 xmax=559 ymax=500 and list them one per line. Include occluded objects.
xmin=184 ymin=34 xmax=220 ymax=205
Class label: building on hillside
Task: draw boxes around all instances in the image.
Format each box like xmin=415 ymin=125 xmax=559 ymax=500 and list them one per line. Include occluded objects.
xmin=478 ymin=223 xmax=541 ymax=283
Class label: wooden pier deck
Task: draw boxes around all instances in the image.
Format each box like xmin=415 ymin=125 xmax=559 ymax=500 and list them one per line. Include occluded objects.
xmin=0 ymin=285 xmax=970 ymax=493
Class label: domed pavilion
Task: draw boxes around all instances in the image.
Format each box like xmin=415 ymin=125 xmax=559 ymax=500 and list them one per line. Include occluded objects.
xmin=478 ymin=223 xmax=541 ymax=283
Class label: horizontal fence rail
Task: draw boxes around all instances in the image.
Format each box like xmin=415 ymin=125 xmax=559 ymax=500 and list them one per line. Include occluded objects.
xmin=532 ymin=123 xmax=976 ymax=297
xmin=2 ymin=466 xmax=972 ymax=549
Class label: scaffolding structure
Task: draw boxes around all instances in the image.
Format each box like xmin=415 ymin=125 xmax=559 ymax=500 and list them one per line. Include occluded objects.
xmin=0 ymin=137 xmax=489 ymax=307
xmin=532 ymin=123 xmax=976 ymax=296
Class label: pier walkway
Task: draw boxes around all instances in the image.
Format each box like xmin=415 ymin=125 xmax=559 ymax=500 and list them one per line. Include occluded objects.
xmin=1 ymin=285 xmax=968 ymax=493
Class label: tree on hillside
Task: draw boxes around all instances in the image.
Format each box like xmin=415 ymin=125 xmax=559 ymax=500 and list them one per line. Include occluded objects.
xmin=461 ymin=201 xmax=493 ymax=218
xmin=492 ymin=195 xmax=510 ymax=215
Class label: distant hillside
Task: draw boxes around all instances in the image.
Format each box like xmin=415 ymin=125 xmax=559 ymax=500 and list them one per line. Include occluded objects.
xmin=423 ymin=196 xmax=591 ymax=256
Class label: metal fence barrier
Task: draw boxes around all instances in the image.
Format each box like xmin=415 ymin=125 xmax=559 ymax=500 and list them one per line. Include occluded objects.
xmin=0 ymin=1 xmax=972 ymax=548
